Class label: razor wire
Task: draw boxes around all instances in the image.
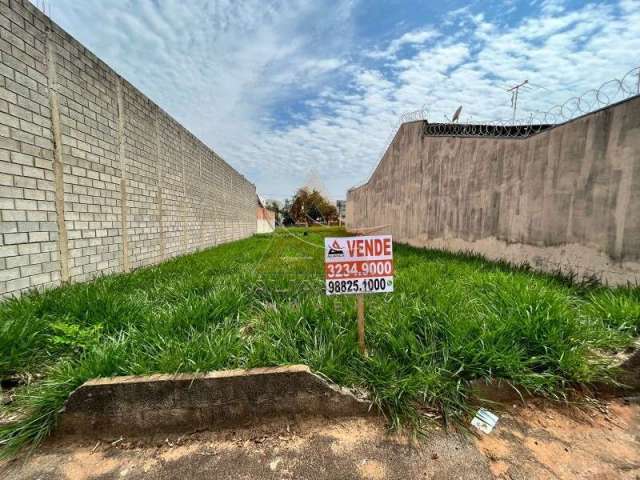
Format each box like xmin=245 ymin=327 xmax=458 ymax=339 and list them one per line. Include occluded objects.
xmin=421 ymin=66 xmax=640 ymax=138
xmin=352 ymin=66 xmax=640 ymax=190
xmin=529 ymin=66 xmax=640 ymax=124
xmin=422 ymin=121 xmax=552 ymax=138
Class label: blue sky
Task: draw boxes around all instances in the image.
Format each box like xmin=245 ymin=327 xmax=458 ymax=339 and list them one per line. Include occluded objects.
xmin=36 ymin=0 xmax=640 ymax=201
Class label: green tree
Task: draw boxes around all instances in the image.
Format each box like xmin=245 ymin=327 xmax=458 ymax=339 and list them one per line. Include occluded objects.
xmin=265 ymin=199 xmax=282 ymax=225
xmin=288 ymin=188 xmax=338 ymax=225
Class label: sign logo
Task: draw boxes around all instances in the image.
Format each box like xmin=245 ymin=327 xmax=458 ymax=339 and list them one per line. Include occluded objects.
xmin=327 ymin=240 xmax=345 ymax=257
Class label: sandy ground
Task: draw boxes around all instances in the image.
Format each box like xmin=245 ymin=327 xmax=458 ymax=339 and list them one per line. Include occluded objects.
xmin=1 ymin=398 xmax=639 ymax=480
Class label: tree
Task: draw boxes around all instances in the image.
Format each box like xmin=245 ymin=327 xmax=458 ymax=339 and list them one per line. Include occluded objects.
xmin=265 ymin=199 xmax=282 ymax=225
xmin=287 ymin=188 xmax=338 ymax=225
xmin=281 ymin=198 xmax=294 ymax=225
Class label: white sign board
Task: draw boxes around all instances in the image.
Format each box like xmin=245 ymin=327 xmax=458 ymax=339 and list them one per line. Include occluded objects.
xmin=324 ymin=235 xmax=394 ymax=295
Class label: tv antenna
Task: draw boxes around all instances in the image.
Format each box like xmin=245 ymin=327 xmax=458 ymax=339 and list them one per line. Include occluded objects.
xmin=507 ymin=79 xmax=528 ymax=123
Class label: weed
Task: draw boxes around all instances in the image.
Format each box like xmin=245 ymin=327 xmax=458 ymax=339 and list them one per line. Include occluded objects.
xmin=0 ymin=227 xmax=638 ymax=456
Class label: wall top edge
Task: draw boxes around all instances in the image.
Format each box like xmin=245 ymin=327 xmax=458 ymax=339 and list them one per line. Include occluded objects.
xmin=348 ymin=94 xmax=640 ymax=195
xmin=14 ymin=0 xmax=251 ymax=186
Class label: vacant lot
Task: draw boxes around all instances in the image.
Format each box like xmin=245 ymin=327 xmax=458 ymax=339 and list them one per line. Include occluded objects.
xmin=1 ymin=227 xmax=639 ymax=456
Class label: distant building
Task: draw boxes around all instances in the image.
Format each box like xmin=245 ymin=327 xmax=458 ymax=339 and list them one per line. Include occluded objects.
xmin=256 ymin=195 xmax=275 ymax=233
xmin=336 ymin=200 xmax=346 ymax=225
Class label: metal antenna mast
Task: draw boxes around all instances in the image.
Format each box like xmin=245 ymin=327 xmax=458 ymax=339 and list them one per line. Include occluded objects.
xmin=507 ymin=79 xmax=528 ymax=123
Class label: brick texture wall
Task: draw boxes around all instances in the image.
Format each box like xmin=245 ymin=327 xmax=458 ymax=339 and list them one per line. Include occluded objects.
xmin=0 ymin=0 xmax=256 ymax=298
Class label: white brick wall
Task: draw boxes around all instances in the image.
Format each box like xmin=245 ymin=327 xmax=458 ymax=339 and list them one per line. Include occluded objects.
xmin=0 ymin=0 xmax=256 ymax=298
xmin=0 ymin=0 xmax=58 ymax=296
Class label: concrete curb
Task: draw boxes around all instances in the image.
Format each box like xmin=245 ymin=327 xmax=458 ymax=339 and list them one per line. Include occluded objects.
xmin=57 ymin=365 xmax=373 ymax=437
xmin=469 ymin=378 xmax=532 ymax=404
xmin=470 ymin=347 xmax=640 ymax=404
xmin=591 ymin=346 xmax=640 ymax=398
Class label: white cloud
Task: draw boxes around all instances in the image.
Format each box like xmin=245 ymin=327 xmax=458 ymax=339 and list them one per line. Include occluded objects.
xmin=40 ymin=0 xmax=640 ymax=201
xmin=367 ymin=29 xmax=440 ymax=59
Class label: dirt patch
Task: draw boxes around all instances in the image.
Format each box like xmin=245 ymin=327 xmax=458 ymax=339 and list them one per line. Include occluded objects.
xmin=0 ymin=415 xmax=488 ymax=479
xmin=489 ymin=460 xmax=509 ymax=477
xmin=322 ymin=417 xmax=386 ymax=454
xmin=2 ymin=400 xmax=639 ymax=479
xmin=61 ymin=451 xmax=121 ymax=480
xmin=0 ymin=377 xmax=26 ymax=428
xmin=158 ymin=443 xmax=200 ymax=463
xmin=477 ymin=433 xmax=512 ymax=460
xmin=475 ymin=399 xmax=640 ymax=479
xmin=357 ymin=459 xmax=386 ymax=479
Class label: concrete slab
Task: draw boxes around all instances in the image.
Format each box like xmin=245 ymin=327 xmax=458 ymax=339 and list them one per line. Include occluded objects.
xmin=57 ymin=365 xmax=372 ymax=437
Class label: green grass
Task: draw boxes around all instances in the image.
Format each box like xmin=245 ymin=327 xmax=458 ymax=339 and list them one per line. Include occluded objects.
xmin=1 ymin=227 xmax=639 ymax=456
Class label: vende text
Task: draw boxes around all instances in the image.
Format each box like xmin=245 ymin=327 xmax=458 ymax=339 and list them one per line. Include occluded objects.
xmin=347 ymin=238 xmax=392 ymax=258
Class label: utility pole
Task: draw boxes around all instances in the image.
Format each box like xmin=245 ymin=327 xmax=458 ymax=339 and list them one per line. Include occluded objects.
xmin=507 ymin=80 xmax=528 ymax=123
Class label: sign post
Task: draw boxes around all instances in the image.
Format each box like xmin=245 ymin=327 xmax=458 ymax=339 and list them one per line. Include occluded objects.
xmin=356 ymin=293 xmax=366 ymax=354
xmin=324 ymin=235 xmax=394 ymax=354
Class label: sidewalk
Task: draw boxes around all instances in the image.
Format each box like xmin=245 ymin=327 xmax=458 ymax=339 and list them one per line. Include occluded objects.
xmin=2 ymin=399 xmax=638 ymax=479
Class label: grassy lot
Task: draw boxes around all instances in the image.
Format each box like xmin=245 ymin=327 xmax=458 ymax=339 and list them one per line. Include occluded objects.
xmin=1 ymin=227 xmax=639 ymax=456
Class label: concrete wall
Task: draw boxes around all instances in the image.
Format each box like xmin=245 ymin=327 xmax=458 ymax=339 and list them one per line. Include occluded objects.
xmin=0 ymin=0 xmax=256 ymax=298
xmin=347 ymin=96 xmax=640 ymax=284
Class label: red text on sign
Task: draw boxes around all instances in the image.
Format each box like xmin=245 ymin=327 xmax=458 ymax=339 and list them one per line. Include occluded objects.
xmin=346 ymin=238 xmax=392 ymax=258
xmin=325 ymin=260 xmax=394 ymax=280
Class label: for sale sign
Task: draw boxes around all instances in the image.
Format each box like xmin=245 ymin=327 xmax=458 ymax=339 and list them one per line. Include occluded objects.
xmin=324 ymin=235 xmax=394 ymax=295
